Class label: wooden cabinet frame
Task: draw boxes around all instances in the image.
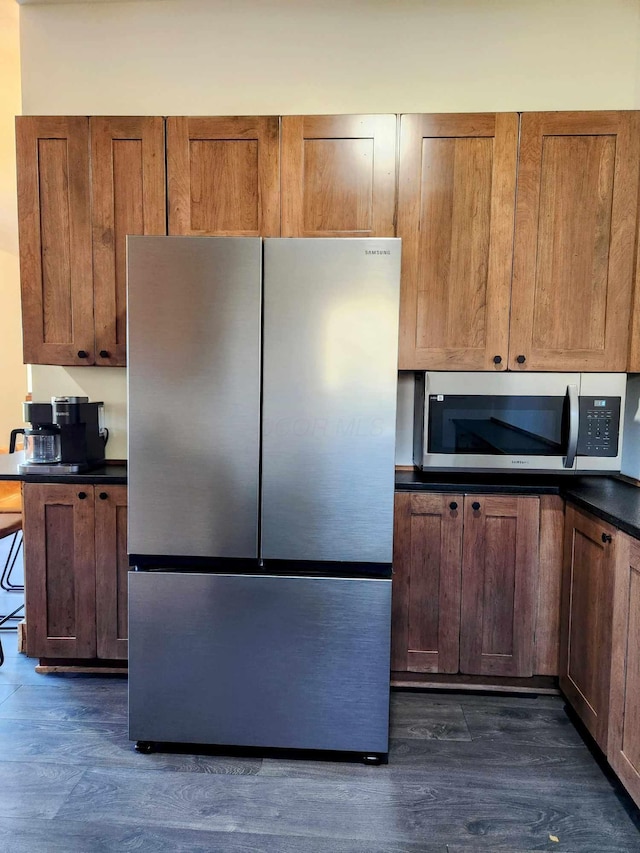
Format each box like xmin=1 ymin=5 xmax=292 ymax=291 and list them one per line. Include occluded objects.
xmin=23 ymin=483 xmax=128 ymax=662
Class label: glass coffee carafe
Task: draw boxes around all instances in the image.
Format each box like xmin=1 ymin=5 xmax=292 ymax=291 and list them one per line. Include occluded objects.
xmin=10 ymin=425 xmax=61 ymax=464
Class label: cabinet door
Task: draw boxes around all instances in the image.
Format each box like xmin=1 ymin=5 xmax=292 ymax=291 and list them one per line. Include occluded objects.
xmin=167 ymin=116 xmax=280 ymax=236
xmin=281 ymin=115 xmax=396 ymax=237
xmin=91 ymin=117 xmax=166 ymax=367
xmin=16 ymin=116 xmax=94 ymax=365
xmin=392 ymin=492 xmax=463 ymax=674
xmin=509 ymin=111 xmax=640 ymax=372
xmin=95 ymin=485 xmax=128 ymax=660
xmin=397 ymin=113 xmax=518 ymax=370
xmin=560 ymin=505 xmax=618 ymax=751
xmin=608 ymin=533 xmax=640 ymax=807
xmin=460 ymin=495 xmax=539 ymax=677
xmin=23 ymin=483 xmax=96 ymax=658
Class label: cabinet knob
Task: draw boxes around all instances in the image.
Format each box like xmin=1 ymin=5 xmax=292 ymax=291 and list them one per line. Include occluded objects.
xmin=602 ymin=533 xmax=612 ymax=543
xmin=99 ymin=492 xmax=108 ymax=501
xmin=77 ymin=350 xmax=89 ymax=359
xmin=78 ymin=491 xmax=87 ymax=500
xmin=493 ymin=355 xmax=502 ymax=365
xmin=449 ymin=501 xmax=458 ymax=511
xmin=99 ymin=350 xmax=110 ymax=359
xmin=472 ymin=501 xmax=481 ymax=511
xmin=516 ymin=355 xmax=526 ymax=364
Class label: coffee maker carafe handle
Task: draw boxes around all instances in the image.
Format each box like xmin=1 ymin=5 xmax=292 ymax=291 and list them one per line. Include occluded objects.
xmin=9 ymin=429 xmax=25 ymax=454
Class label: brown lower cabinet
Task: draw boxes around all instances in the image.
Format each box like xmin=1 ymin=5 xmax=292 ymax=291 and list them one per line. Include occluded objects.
xmin=23 ymin=482 xmax=128 ymax=661
xmin=392 ymin=492 xmax=563 ymax=679
xmin=559 ymin=504 xmax=619 ymax=752
xmin=608 ymin=533 xmax=640 ymax=807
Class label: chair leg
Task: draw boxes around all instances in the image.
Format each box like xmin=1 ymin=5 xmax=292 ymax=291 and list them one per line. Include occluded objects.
xmin=0 ymin=531 xmax=23 ymax=592
xmin=0 ymin=603 xmax=24 ymax=632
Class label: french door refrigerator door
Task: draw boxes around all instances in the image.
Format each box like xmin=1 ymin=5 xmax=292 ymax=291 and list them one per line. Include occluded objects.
xmin=261 ymin=238 xmax=401 ymax=565
xmin=129 ymin=571 xmax=392 ymax=753
xmin=127 ymin=236 xmax=262 ymax=562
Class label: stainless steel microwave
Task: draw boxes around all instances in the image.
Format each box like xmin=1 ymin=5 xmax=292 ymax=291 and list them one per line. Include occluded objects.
xmin=414 ymin=372 xmax=627 ymax=474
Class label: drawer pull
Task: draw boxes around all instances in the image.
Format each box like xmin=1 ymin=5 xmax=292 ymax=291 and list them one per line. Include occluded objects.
xmin=472 ymin=501 xmax=481 ymax=511
xmin=78 ymin=492 xmax=87 ymax=500
xmin=449 ymin=501 xmax=458 ymax=511
xmin=602 ymin=533 xmax=612 ymax=544
xmin=99 ymin=492 xmax=108 ymax=501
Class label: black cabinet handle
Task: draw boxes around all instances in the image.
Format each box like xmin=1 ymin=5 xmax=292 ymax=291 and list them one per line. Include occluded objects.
xmin=78 ymin=491 xmax=87 ymax=500
xmin=493 ymin=355 xmax=502 ymax=364
xmin=77 ymin=350 xmax=89 ymax=359
xmin=449 ymin=501 xmax=458 ymax=511
xmin=602 ymin=533 xmax=612 ymax=543
xmin=516 ymin=354 xmax=526 ymax=364
xmin=99 ymin=492 xmax=108 ymax=501
xmin=99 ymin=350 xmax=110 ymax=359
xmin=472 ymin=501 xmax=481 ymax=511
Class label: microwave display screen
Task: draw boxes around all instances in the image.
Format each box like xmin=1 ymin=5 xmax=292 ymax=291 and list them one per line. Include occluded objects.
xmin=428 ymin=395 xmax=567 ymax=456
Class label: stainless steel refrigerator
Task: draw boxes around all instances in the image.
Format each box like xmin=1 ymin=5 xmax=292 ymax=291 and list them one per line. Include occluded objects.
xmin=127 ymin=236 xmax=400 ymax=761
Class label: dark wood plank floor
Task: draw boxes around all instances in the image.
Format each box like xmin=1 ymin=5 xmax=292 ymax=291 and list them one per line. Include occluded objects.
xmin=0 ymin=631 xmax=639 ymax=852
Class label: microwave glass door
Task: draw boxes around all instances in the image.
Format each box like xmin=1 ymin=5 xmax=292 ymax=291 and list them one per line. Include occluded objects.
xmin=428 ymin=394 xmax=568 ymax=456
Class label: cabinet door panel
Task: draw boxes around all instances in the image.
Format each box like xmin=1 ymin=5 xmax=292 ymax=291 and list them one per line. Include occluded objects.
xmin=392 ymin=493 xmax=463 ymax=674
xmin=282 ymin=115 xmax=396 ymax=237
xmin=398 ymin=113 xmax=517 ymax=370
xmin=95 ymin=485 xmax=128 ymax=660
xmin=91 ymin=117 xmax=166 ymax=366
xmin=608 ymin=534 xmax=640 ymax=807
xmin=16 ymin=116 xmax=94 ymax=365
xmin=460 ymin=495 xmax=539 ymax=677
xmin=510 ymin=112 xmax=640 ymax=371
xmin=167 ymin=116 xmax=280 ymax=236
xmin=560 ymin=505 xmax=617 ymax=750
xmin=23 ymin=483 xmax=96 ymax=659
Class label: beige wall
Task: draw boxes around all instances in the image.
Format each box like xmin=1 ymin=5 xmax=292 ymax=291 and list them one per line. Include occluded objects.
xmin=17 ymin=0 xmax=640 ymax=461
xmin=0 ymin=0 xmax=26 ymax=447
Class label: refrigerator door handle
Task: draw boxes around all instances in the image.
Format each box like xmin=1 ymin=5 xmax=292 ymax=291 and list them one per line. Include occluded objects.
xmin=564 ymin=384 xmax=579 ymax=469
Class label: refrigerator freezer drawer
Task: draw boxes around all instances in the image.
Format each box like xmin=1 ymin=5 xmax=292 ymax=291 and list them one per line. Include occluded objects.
xmin=129 ymin=572 xmax=391 ymax=755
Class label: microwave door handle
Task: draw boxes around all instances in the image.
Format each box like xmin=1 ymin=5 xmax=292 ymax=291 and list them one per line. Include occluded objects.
xmin=564 ymin=384 xmax=579 ymax=469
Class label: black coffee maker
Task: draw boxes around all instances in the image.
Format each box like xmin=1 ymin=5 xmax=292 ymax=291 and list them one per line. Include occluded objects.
xmin=11 ymin=396 xmax=108 ymax=474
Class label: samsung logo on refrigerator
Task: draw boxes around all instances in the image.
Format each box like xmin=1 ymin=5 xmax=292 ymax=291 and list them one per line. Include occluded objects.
xmin=365 ymin=250 xmax=391 ymax=255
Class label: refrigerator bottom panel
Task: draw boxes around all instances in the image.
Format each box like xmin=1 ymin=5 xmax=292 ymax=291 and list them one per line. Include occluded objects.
xmin=128 ymin=572 xmax=391 ymax=755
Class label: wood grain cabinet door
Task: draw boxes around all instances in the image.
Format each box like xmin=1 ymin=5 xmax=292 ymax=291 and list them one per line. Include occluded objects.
xmin=23 ymin=483 xmax=96 ymax=659
xmin=392 ymin=492 xmax=463 ymax=674
xmin=509 ymin=111 xmax=640 ymax=372
xmin=460 ymin=495 xmax=540 ymax=677
xmin=281 ymin=114 xmax=396 ymax=238
xmin=91 ymin=117 xmax=166 ymax=367
xmin=397 ymin=113 xmax=518 ymax=370
xmin=560 ymin=505 xmax=618 ymax=751
xmin=607 ymin=532 xmax=640 ymax=807
xmin=16 ymin=116 xmax=94 ymax=365
xmin=166 ymin=116 xmax=280 ymax=236
xmin=95 ymin=485 xmax=128 ymax=660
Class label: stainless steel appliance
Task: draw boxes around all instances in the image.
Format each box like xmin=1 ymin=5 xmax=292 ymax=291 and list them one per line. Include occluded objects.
xmin=11 ymin=397 xmax=107 ymax=474
xmin=127 ymin=236 xmax=400 ymax=761
xmin=414 ymin=372 xmax=626 ymax=474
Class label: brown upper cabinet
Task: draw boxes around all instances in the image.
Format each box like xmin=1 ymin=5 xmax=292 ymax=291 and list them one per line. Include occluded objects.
xmin=16 ymin=116 xmax=166 ymax=366
xmin=397 ymin=113 xmax=518 ymax=370
xmin=398 ymin=110 xmax=640 ymax=372
xmin=510 ymin=111 xmax=640 ymax=372
xmin=281 ymin=114 xmax=396 ymax=237
xmin=166 ymin=116 xmax=280 ymax=236
xmin=91 ymin=117 xmax=166 ymax=365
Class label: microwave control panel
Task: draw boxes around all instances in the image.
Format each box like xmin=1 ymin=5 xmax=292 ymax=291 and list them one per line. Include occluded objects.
xmin=576 ymin=397 xmax=621 ymax=457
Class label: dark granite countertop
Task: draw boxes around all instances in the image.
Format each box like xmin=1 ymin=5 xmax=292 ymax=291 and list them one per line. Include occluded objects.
xmin=0 ymin=451 xmax=127 ymax=484
xmin=396 ymin=468 xmax=640 ymax=540
xmin=395 ymin=469 xmax=564 ymax=495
